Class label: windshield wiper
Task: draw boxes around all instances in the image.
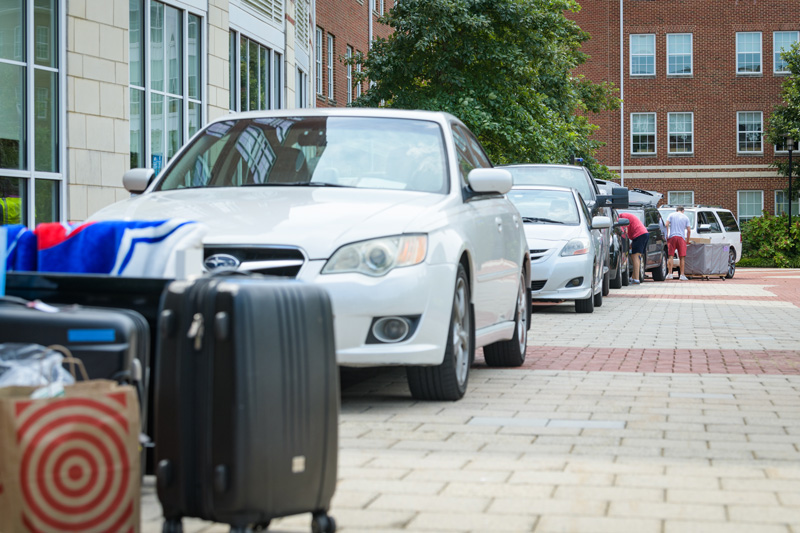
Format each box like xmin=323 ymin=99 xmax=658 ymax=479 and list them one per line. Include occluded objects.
xmin=522 ymin=217 xmax=565 ymax=224
xmin=241 ymin=181 xmax=349 ymax=187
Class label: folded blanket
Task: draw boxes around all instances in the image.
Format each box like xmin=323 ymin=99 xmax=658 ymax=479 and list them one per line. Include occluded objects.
xmin=34 ymin=219 xmax=207 ymax=278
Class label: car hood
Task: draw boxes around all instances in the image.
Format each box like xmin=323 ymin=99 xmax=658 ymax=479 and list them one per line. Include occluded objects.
xmin=88 ymin=187 xmax=448 ymax=259
xmin=523 ymin=223 xmax=583 ymax=247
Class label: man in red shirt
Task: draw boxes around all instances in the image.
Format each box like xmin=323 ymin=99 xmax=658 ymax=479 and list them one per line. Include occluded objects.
xmin=619 ymin=212 xmax=649 ymax=284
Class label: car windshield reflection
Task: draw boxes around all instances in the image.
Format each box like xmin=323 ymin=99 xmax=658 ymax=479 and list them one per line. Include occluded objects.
xmin=507 ymin=189 xmax=580 ymax=225
xmin=155 ymin=116 xmax=449 ymax=194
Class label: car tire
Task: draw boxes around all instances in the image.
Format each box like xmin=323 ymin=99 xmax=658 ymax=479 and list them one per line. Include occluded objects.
xmin=484 ymin=273 xmax=529 ymax=368
xmin=726 ymin=248 xmax=736 ymax=279
xmin=602 ymin=271 xmax=610 ymax=296
xmin=610 ymin=255 xmax=623 ymax=289
xmin=621 ymin=263 xmax=630 ymax=286
xmin=594 ymin=282 xmax=603 ymax=307
xmin=407 ymin=263 xmax=473 ymax=401
xmin=651 ymin=250 xmax=668 ymax=281
xmin=575 ymin=291 xmax=594 ymax=313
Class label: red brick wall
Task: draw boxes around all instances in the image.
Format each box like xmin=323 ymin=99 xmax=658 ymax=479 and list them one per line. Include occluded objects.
xmin=315 ymin=0 xmax=393 ymax=108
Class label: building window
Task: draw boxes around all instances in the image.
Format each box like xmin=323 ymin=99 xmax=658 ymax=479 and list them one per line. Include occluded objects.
xmin=296 ymin=68 xmax=307 ymax=108
xmin=668 ymin=191 xmax=694 ymax=206
xmin=1 ymin=0 xmax=63 ymax=226
xmin=630 ymin=34 xmax=655 ymax=76
xmin=356 ymin=60 xmax=362 ymax=98
xmin=736 ymin=32 xmax=762 ymax=74
xmin=737 ymin=190 xmax=763 ymax=225
xmin=774 ymin=31 xmax=799 ymax=74
xmin=315 ymin=28 xmax=323 ymax=96
xmin=130 ymin=1 xmax=203 ymax=176
xmin=667 ymin=33 xmax=692 ymax=75
xmin=775 ymin=190 xmax=800 ymax=216
xmin=295 ymin=0 xmax=309 ymax=52
xmin=273 ymin=51 xmax=283 ymax=109
xmin=631 ymin=113 xmax=656 ymax=154
xmin=737 ymin=111 xmax=763 ymax=153
xmin=230 ymin=32 xmax=275 ymax=112
xmin=327 ymin=34 xmax=334 ymax=99
xmin=346 ymin=46 xmax=353 ymax=104
xmin=667 ymin=112 xmax=693 ymax=154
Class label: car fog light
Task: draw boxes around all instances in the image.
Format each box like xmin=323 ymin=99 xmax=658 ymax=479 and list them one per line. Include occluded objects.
xmin=566 ymin=277 xmax=583 ymax=288
xmin=372 ymin=317 xmax=411 ymax=343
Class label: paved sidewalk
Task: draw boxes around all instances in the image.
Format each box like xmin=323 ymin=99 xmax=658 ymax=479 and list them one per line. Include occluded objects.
xmin=141 ymin=269 xmax=800 ymax=533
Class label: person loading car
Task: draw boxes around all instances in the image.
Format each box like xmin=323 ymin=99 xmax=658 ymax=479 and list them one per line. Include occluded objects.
xmin=619 ymin=212 xmax=649 ymax=284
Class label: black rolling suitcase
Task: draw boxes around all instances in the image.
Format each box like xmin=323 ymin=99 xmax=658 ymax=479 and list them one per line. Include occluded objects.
xmin=155 ymin=275 xmax=339 ymax=533
xmin=0 ymin=295 xmax=150 ymax=402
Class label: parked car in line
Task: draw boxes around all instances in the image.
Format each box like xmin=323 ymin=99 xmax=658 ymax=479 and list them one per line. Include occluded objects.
xmin=89 ymin=108 xmax=532 ymax=401
xmin=658 ymin=205 xmax=741 ymax=278
xmin=498 ymin=164 xmax=628 ymax=298
xmin=621 ymin=203 xmax=669 ymax=282
xmin=506 ymin=185 xmax=612 ymax=313
xmin=595 ymin=180 xmax=633 ymax=289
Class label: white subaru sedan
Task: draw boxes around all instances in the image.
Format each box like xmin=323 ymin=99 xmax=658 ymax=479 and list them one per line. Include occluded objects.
xmin=89 ymin=109 xmax=531 ymax=401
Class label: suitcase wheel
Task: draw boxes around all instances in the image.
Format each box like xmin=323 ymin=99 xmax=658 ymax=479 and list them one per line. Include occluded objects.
xmin=162 ymin=518 xmax=183 ymax=533
xmin=311 ymin=512 xmax=336 ymax=533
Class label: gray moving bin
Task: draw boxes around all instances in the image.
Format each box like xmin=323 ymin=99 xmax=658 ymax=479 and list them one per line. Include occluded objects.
xmin=684 ymin=243 xmax=730 ymax=279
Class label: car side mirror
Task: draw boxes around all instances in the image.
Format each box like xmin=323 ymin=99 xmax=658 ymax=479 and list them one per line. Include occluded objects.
xmin=698 ymin=223 xmax=710 ymax=233
xmin=615 ymin=218 xmax=630 ymax=228
xmin=468 ymin=168 xmax=512 ymax=195
xmin=647 ymin=223 xmax=660 ymax=231
xmin=597 ymin=187 xmax=629 ymax=209
xmin=123 ymin=168 xmax=155 ymax=194
xmin=591 ymin=215 xmax=612 ymax=229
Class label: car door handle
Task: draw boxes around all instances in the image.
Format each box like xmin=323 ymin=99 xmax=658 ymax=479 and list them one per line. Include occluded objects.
xmin=495 ymin=217 xmax=503 ymax=232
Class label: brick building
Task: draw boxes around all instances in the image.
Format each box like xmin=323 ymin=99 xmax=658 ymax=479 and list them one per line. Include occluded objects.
xmin=570 ymin=0 xmax=800 ymax=225
xmin=314 ymin=0 xmax=392 ymax=108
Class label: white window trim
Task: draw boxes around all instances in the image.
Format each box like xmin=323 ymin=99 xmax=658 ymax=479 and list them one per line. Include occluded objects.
xmin=774 ymin=30 xmax=799 ymax=74
xmin=327 ymin=34 xmax=334 ymax=99
xmin=737 ymin=190 xmax=763 ymax=224
xmin=346 ymin=46 xmax=353 ymax=103
xmin=668 ymin=191 xmax=695 ymax=205
xmin=736 ymin=31 xmax=762 ymax=74
xmin=630 ymin=112 xmax=657 ymax=155
xmin=666 ymin=33 xmax=693 ymax=76
xmin=315 ymin=28 xmax=323 ymax=95
xmin=736 ymin=111 xmax=764 ymax=154
xmin=667 ymin=112 xmax=694 ymax=155
xmin=775 ymin=189 xmax=800 ymax=216
xmin=630 ymin=33 xmax=656 ymax=77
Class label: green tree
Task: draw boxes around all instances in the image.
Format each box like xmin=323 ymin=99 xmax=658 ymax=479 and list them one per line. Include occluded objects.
xmin=346 ymin=0 xmax=619 ymax=179
xmin=766 ymin=42 xmax=800 ymax=194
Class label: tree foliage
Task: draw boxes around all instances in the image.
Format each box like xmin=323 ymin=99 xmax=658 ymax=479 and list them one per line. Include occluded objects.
xmin=766 ymin=42 xmax=800 ymax=193
xmin=346 ymin=0 xmax=619 ymax=179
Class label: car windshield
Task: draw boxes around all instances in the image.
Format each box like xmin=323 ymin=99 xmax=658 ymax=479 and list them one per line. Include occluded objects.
xmin=507 ymin=189 xmax=580 ymax=225
xmin=155 ymin=116 xmax=449 ymax=194
xmin=502 ymin=166 xmax=594 ymax=203
xmin=659 ymin=208 xmax=696 ymax=226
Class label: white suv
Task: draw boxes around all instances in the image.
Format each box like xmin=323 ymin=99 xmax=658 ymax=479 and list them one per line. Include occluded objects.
xmin=657 ymin=205 xmax=741 ymax=278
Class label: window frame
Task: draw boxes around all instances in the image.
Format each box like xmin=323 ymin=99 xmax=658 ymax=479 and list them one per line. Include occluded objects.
xmin=346 ymin=45 xmax=353 ymax=104
xmin=667 ymin=191 xmax=694 ymax=206
xmin=327 ymin=33 xmax=334 ymax=100
xmin=630 ymin=112 xmax=657 ymax=155
xmin=736 ymin=111 xmax=763 ymax=154
xmin=666 ymin=33 xmax=693 ymax=76
xmin=737 ymin=190 xmax=764 ymax=225
xmin=773 ymin=31 xmax=799 ymax=74
xmin=315 ymin=27 xmax=322 ymax=96
xmin=775 ymin=189 xmax=800 ymax=216
xmin=630 ymin=33 xmax=656 ymax=77
xmin=667 ymin=112 xmax=694 ymax=155
xmin=736 ymin=31 xmax=762 ymax=74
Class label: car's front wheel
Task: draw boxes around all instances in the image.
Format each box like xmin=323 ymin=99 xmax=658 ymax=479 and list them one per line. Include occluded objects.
xmin=726 ymin=248 xmax=736 ymax=279
xmin=407 ymin=263 xmax=473 ymax=401
xmin=576 ymin=279 xmax=595 ymax=313
xmin=610 ymin=254 xmax=623 ymax=289
xmin=651 ymin=250 xmax=668 ymax=281
xmin=484 ymin=272 xmax=529 ymax=367
xmin=602 ymin=271 xmax=610 ymax=296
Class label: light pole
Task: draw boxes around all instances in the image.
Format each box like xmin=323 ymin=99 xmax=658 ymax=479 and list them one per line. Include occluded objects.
xmin=785 ymin=135 xmax=795 ymax=232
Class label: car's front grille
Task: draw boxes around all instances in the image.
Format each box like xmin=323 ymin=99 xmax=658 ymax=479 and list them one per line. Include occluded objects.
xmin=531 ymin=280 xmax=547 ymax=291
xmin=203 ymin=245 xmax=306 ymax=277
xmin=530 ymin=248 xmax=550 ymax=262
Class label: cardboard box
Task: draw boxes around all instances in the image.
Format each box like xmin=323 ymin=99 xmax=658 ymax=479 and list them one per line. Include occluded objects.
xmin=689 ymin=237 xmax=711 ymax=244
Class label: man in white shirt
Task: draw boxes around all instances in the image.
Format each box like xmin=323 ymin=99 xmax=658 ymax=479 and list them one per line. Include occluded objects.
xmin=665 ymin=206 xmax=691 ymax=281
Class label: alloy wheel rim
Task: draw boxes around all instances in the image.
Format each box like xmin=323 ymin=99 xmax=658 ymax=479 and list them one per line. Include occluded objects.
xmin=729 ymin=250 xmax=736 ymax=277
xmin=515 ymin=275 xmax=528 ymax=352
xmin=452 ymin=276 xmax=470 ymax=386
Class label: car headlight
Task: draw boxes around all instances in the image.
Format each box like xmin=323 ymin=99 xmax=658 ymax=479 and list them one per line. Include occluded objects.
xmin=561 ymin=238 xmax=590 ymax=256
xmin=322 ymin=235 xmax=428 ymax=276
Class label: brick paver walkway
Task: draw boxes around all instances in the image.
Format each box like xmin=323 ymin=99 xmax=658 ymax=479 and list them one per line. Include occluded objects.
xmin=140 ymin=268 xmax=800 ymax=533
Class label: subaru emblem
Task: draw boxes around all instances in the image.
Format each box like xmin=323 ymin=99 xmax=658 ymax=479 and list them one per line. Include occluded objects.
xmin=204 ymin=253 xmax=240 ymax=271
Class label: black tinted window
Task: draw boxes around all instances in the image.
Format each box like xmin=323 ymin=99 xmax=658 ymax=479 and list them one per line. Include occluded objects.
xmin=717 ymin=211 xmax=740 ymax=232
xmin=698 ymin=211 xmax=722 ymax=232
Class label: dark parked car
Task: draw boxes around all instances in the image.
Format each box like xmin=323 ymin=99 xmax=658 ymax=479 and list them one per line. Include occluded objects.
xmin=609 ymin=208 xmax=631 ymax=288
xmin=620 ymin=204 xmax=669 ymax=282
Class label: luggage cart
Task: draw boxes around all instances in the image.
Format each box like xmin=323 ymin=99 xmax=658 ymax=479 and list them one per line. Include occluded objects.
xmin=684 ymin=242 xmax=730 ymax=280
